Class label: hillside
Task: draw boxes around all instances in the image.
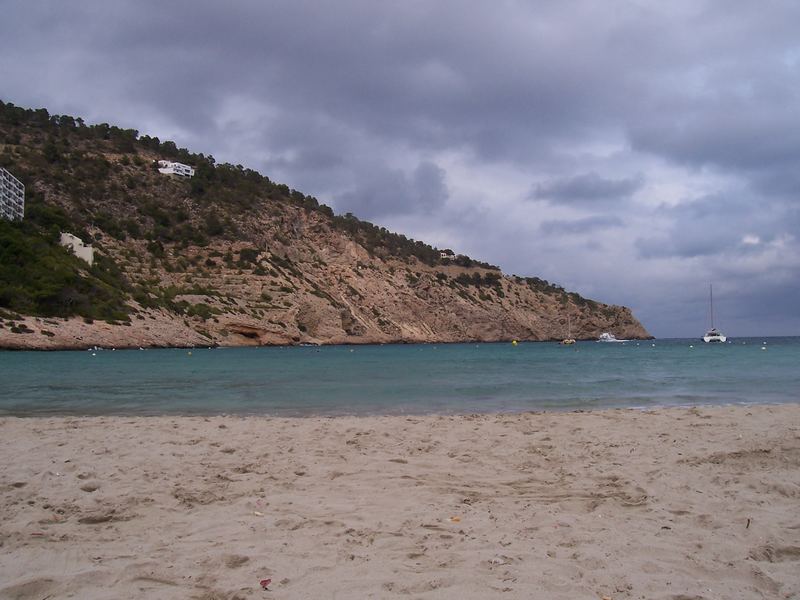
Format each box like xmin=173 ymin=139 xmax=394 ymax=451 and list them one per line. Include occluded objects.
xmin=0 ymin=101 xmax=650 ymax=349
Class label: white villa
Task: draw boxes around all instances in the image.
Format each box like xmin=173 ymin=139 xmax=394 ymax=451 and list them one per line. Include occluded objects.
xmin=0 ymin=167 xmax=25 ymax=221
xmin=157 ymin=160 xmax=195 ymax=177
xmin=60 ymin=232 xmax=95 ymax=266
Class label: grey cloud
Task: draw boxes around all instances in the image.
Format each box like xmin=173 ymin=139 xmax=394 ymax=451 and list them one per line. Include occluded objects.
xmin=629 ymin=107 xmax=800 ymax=174
xmin=532 ymin=172 xmax=643 ymax=205
xmin=540 ymin=215 xmax=624 ymax=235
xmin=334 ymin=161 xmax=448 ymax=220
xmin=635 ymin=194 xmax=782 ymax=259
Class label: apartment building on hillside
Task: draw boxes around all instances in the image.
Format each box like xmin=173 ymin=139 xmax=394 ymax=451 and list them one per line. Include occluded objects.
xmin=157 ymin=160 xmax=195 ymax=177
xmin=0 ymin=167 xmax=25 ymax=221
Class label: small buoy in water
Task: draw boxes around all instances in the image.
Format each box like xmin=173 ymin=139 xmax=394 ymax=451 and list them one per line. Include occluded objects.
xmin=512 ymin=340 xmax=518 ymax=346
xmin=689 ymin=345 xmax=693 ymax=348
xmin=651 ymin=343 xmax=656 ymax=347
xmin=761 ymin=346 xmax=767 ymax=351
xmin=91 ymin=352 xmax=96 ymax=356
xmin=188 ymin=351 xmax=192 ymax=356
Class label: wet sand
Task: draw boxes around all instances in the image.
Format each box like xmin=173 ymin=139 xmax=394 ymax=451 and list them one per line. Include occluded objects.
xmin=1 ymin=405 xmax=799 ymax=599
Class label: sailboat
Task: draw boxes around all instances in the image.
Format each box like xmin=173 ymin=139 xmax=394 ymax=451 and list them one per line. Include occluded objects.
xmin=702 ymin=284 xmax=727 ymax=343
xmin=560 ymin=313 xmax=576 ymax=345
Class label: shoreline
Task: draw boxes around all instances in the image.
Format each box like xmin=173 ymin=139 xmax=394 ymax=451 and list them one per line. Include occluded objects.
xmin=2 ymin=399 xmax=798 ymax=419
xmin=0 ymin=335 xmax=656 ymax=352
xmin=2 ymin=404 xmax=799 ymax=599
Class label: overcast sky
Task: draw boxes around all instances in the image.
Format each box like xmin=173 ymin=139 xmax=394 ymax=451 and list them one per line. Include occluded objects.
xmin=2 ymin=0 xmax=799 ymax=337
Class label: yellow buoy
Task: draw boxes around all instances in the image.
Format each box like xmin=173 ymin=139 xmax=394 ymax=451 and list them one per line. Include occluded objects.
xmin=512 ymin=340 xmax=518 ymax=346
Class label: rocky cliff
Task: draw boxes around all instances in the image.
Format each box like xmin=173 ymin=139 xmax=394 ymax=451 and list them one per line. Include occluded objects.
xmin=0 ymin=101 xmax=650 ymax=349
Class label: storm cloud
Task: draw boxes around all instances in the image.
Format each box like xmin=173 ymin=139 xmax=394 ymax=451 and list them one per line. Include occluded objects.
xmin=2 ymin=0 xmax=799 ymax=336
xmin=540 ymin=215 xmax=624 ymax=235
xmin=532 ymin=172 xmax=644 ymax=206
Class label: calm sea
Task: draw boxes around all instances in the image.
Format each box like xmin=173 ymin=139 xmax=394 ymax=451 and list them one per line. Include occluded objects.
xmin=1 ymin=338 xmax=798 ymax=416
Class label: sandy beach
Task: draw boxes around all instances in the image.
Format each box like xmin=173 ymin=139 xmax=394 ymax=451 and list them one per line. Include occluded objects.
xmin=1 ymin=405 xmax=799 ymax=599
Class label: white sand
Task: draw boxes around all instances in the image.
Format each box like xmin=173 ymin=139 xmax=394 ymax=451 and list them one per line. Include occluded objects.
xmin=1 ymin=405 xmax=799 ymax=599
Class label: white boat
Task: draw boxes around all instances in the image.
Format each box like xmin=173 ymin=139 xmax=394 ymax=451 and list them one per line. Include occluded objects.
xmin=703 ymin=328 xmax=726 ymax=343
xmin=702 ymin=284 xmax=727 ymax=343
xmin=560 ymin=314 xmax=576 ymax=345
xmin=597 ymin=332 xmax=629 ymax=343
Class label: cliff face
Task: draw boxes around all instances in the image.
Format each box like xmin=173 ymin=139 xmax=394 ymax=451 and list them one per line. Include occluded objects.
xmin=0 ymin=201 xmax=650 ymax=349
xmin=0 ymin=102 xmax=650 ymax=349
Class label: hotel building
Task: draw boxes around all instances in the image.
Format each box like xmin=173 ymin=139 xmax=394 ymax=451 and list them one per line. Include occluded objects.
xmin=0 ymin=167 xmax=24 ymax=221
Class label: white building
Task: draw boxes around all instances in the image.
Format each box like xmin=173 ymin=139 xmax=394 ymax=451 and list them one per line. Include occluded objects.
xmin=0 ymin=167 xmax=25 ymax=221
xmin=60 ymin=232 xmax=95 ymax=266
xmin=157 ymin=160 xmax=195 ymax=177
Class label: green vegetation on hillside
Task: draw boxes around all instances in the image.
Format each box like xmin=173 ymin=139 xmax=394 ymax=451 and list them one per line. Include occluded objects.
xmin=0 ymin=220 xmax=129 ymax=320
xmin=0 ymin=101 xmax=496 ymax=268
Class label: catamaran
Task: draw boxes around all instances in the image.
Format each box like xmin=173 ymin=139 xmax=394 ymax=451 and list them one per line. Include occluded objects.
xmin=703 ymin=284 xmax=727 ymax=343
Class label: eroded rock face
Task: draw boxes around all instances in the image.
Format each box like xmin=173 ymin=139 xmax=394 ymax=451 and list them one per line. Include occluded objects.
xmin=226 ymin=324 xmax=267 ymax=344
xmin=0 ymin=179 xmax=650 ymax=351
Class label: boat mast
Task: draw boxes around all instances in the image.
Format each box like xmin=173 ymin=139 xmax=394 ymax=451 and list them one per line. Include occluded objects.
xmin=709 ymin=284 xmax=714 ymax=329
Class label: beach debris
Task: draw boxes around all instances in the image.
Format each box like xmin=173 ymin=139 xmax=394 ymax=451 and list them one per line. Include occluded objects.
xmin=260 ymin=578 xmax=272 ymax=590
xmin=449 ymin=516 xmax=461 ymax=523
xmin=254 ymin=511 xmax=264 ymax=516
xmin=746 ymin=518 xmax=751 ymax=529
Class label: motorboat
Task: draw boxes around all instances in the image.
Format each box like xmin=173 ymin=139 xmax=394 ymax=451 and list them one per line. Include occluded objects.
xmin=597 ymin=332 xmax=629 ymax=343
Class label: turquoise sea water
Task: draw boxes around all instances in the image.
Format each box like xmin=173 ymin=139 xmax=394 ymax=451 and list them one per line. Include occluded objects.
xmin=1 ymin=337 xmax=798 ymax=416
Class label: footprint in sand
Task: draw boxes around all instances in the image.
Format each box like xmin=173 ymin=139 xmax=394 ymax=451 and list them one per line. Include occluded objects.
xmin=223 ymin=554 xmax=250 ymax=568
